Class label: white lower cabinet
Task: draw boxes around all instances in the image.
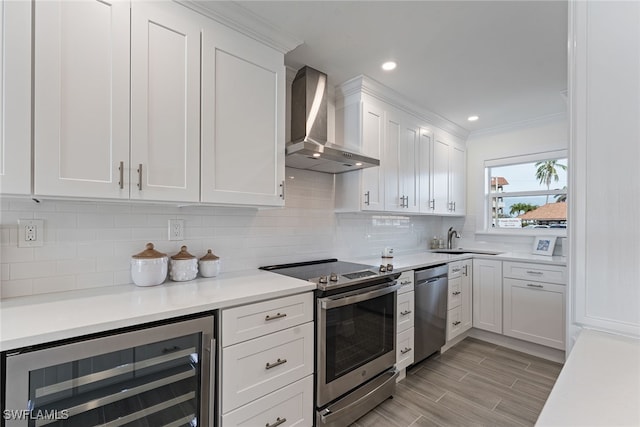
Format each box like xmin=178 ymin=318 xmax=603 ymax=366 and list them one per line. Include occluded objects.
xmin=219 ymin=292 xmax=314 ymax=426
xmin=395 ymin=270 xmax=414 ymax=377
xmin=472 ymin=258 xmax=503 ymax=334
xmin=503 ymin=262 xmax=566 ymax=350
xmin=446 ymin=259 xmax=472 ymax=342
xmin=222 ymin=376 xmax=313 ymax=427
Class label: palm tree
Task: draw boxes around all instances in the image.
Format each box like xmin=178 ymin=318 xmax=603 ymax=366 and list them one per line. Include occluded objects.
xmin=509 ymin=203 xmax=538 ymax=216
xmin=535 ymin=160 xmax=567 ymax=204
xmin=554 ymin=186 xmax=568 ymax=202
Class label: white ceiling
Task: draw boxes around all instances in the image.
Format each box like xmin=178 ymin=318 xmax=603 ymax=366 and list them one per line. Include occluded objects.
xmin=231 ymin=0 xmax=568 ymax=133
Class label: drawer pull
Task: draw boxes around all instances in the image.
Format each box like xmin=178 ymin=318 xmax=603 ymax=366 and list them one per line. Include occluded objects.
xmin=400 ymin=280 xmax=412 ymax=285
xmin=526 ymin=284 xmax=544 ymax=288
xmin=265 ymin=312 xmax=287 ymax=321
xmin=452 ymin=291 xmax=461 ymax=295
xmin=400 ymin=310 xmax=412 ymax=316
xmin=452 ymin=321 xmax=461 ymax=326
xmin=400 ymin=347 xmax=412 ymax=354
xmin=266 ymin=417 xmax=287 ymax=427
xmin=526 ymin=270 xmax=543 ymax=275
xmin=265 ymin=358 xmax=287 ymax=370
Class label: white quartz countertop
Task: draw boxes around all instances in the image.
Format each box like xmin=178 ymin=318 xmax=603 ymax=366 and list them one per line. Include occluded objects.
xmin=0 ymin=269 xmax=314 ymax=352
xmin=536 ymin=329 xmax=640 ymax=426
xmin=347 ymin=249 xmax=566 ymax=272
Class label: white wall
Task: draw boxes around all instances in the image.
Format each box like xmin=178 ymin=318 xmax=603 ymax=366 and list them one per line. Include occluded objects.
xmin=0 ymin=167 xmax=444 ymax=298
xmin=460 ymin=114 xmax=569 ymax=251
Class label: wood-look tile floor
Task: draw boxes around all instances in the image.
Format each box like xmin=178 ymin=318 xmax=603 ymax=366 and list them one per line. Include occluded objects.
xmin=351 ymin=337 xmax=563 ymax=427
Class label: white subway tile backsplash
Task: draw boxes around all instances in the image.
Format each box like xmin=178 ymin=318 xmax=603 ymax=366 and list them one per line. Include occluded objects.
xmin=1 ymin=170 xmax=445 ymax=298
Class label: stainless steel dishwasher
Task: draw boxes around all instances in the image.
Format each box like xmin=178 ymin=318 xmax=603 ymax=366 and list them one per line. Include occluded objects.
xmin=414 ymin=264 xmax=448 ymax=363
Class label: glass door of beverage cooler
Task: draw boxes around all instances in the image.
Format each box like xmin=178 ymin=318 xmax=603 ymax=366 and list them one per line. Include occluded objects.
xmin=3 ymin=315 xmax=214 ymax=427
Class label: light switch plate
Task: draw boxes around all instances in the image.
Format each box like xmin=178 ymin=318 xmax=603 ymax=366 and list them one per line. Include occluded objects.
xmin=18 ymin=219 xmax=44 ymax=247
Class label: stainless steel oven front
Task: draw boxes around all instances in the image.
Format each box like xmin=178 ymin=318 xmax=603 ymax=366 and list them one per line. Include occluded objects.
xmin=316 ymin=280 xmax=400 ymax=419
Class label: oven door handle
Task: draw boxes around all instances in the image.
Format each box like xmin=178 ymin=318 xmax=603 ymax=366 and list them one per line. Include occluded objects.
xmin=320 ymin=282 xmax=400 ymax=310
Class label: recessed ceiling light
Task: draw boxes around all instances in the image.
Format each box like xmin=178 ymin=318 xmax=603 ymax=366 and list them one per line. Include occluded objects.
xmin=467 ymin=115 xmax=479 ymax=122
xmin=382 ymin=61 xmax=397 ymax=71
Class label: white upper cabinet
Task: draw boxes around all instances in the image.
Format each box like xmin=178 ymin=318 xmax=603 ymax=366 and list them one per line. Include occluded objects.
xmin=131 ymin=1 xmax=201 ymax=203
xmin=418 ymin=128 xmax=434 ymax=213
xmin=432 ymin=131 xmax=466 ymax=215
xmin=335 ymin=100 xmax=385 ymax=212
xmin=1 ymin=0 xmax=31 ymax=195
xmin=335 ymin=76 xmax=467 ymax=215
xmin=201 ymin=20 xmax=285 ymax=206
xmin=385 ymin=116 xmax=419 ymax=213
xmin=33 ymin=0 xmax=130 ymax=199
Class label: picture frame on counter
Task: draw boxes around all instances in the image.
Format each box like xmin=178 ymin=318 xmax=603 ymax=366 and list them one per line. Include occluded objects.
xmin=532 ymin=236 xmax=556 ymax=256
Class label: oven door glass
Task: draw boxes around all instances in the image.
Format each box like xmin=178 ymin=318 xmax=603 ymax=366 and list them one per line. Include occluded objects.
xmin=325 ymin=292 xmax=394 ymax=382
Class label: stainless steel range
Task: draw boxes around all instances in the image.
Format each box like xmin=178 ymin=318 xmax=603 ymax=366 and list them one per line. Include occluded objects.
xmin=261 ymin=259 xmax=400 ymax=427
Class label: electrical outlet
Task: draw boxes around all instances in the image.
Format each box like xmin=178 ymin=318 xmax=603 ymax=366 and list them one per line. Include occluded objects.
xmin=18 ymin=219 xmax=44 ymax=247
xmin=168 ymin=219 xmax=184 ymax=241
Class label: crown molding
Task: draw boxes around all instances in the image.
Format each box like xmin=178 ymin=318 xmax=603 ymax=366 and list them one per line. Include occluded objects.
xmin=176 ymin=1 xmax=302 ymax=54
xmin=336 ymin=75 xmax=470 ymax=140
xmin=468 ymin=112 xmax=568 ymax=138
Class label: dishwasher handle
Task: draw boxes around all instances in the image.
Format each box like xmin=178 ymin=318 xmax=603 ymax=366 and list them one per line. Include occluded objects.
xmin=416 ymin=276 xmax=447 ymax=286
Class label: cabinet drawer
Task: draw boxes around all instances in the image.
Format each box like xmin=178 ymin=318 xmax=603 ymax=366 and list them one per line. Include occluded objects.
xmin=222 ymin=292 xmax=313 ymax=346
xmin=396 ymin=327 xmax=414 ymax=371
xmin=397 ymin=291 xmax=414 ymax=332
xmin=221 ymin=375 xmax=313 ymax=427
xmin=397 ymin=270 xmax=415 ymax=294
xmin=447 ymin=278 xmax=461 ymax=309
xmin=502 ymin=261 xmax=566 ymax=284
xmin=448 ymin=261 xmax=463 ymax=279
xmin=222 ymin=322 xmax=314 ymax=413
xmin=446 ymin=306 xmax=464 ymax=341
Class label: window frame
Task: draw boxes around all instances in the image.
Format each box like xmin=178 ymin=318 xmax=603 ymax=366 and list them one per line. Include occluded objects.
xmin=483 ymin=150 xmax=568 ymax=236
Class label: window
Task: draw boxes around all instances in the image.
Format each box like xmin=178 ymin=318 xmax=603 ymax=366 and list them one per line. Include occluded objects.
xmin=485 ymin=151 xmax=567 ymax=232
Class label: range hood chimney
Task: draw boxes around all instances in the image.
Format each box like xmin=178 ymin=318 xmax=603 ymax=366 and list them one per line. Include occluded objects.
xmin=285 ymin=66 xmax=380 ymax=174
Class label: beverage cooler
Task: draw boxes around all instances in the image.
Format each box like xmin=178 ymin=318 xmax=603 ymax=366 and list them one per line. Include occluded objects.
xmin=2 ymin=315 xmax=215 ymax=427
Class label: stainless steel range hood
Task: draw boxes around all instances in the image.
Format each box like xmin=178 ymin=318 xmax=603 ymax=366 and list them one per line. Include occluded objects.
xmin=286 ymin=66 xmax=380 ymax=174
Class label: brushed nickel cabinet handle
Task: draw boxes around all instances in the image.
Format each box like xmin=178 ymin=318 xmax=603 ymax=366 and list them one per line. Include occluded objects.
xmin=400 ymin=280 xmax=412 ymax=285
xmin=266 ymin=417 xmax=287 ymax=427
xmin=430 ymin=199 xmax=435 ymax=210
xmin=400 ymin=310 xmax=412 ymax=316
xmin=400 ymin=347 xmax=412 ymax=354
xmin=463 ymin=265 xmax=468 ymax=276
xmin=118 ymin=161 xmax=124 ymax=189
xmin=364 ymin=191 xmax=370 ymax=206
xmin=280 ymin=180 xmax=285 ymax=199
xmin=526 ymin=270 xmax=543 ymax=275
xmin=265 ymin=358 xmax=287 ymax=370
xmin=526 ymin=284 xmax=544 ymax=288
xmin=265 ymin=312 xmax=287 ymax=321
xmin=453 ymin=321 xmax=461 ymax=326
xmin=136 ymin=164 xmax=143 ymax=190
xmin=452 ymin=291 xmax=461 ymax=295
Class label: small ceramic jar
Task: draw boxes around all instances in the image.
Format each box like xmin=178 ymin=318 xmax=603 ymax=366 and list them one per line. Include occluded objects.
xmin=199 ymin=249 xmax=220 ymax=277
xmin=170 ymin=246 xmax=198 ymax=282
xmin=131 ymin=243 xmax=168 ymax=287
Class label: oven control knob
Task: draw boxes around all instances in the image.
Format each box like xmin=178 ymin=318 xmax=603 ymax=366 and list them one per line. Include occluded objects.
xmin=329 ymin=272 xmax=338 ymax=282
xmin=319 ymin=275 xmax=328 ymax=284
xmin=387 ymin=263 xmax=393 ymax=272
xmin=379 ymin=264 xmax=387 ymax=272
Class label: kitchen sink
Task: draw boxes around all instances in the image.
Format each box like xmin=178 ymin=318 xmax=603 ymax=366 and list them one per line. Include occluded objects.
xmin=430 ymin=248 xmax=502 ymax=255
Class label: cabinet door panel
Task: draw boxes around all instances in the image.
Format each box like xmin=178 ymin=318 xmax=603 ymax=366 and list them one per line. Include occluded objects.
xmin=418 ymin=129 xmax=433 ymax=212
xmin=1 ymin=0 xmax=31 ymax=195
xmin=34 ymin=0 xmax=129 ymax=198
xmin=384 ymin=114 xmax=402 ymax=211
xmin=401 ymin=124 xmax=420 ymax=212
xmin=201 ymin=24 xmax=284 ymax=206
xmin=472 ymin=259 xmax=502 ymax=333
xmin=449 ymin=144 xmax=466 ymax=214
xmin=131 ymin=2 xmax=200 ymax=202
xmin=503 ymin=278 xmax=565 ymax=349
xmin=360 ymin=103 xmax=385 ymax=210
xmin=432 ymin=137 xmax=449 ymax=214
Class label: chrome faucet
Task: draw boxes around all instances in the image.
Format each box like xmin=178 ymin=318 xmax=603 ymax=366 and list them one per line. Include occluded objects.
xmin=447 ymin=227 xmax=461 ymax=249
